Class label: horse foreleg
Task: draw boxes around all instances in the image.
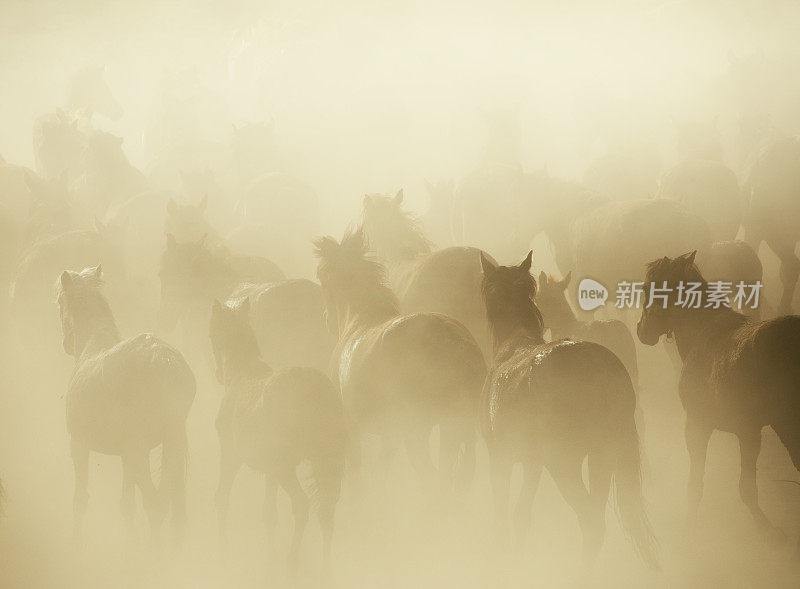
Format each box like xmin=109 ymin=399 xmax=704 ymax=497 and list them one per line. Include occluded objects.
xmin=513 ymin=459 xmax=543 ymax=550
xmin=737 ymin=428 xmax=785 ymax=546
xmin=685 ymin=417 xmax=711 ymax=534
xmin=766 ymin=238 xmax=800 ymax=314
xmin=70 ymin=439 xmax=89 ymax=545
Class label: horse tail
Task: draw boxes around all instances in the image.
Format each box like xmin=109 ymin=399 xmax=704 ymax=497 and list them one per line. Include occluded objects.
xmin=611 ymin=409 xmax=659 ymax=570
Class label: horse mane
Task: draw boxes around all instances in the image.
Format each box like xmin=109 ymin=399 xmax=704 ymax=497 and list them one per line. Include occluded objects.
xmin=482 ymin=264 xmax=545 ymax=345
xmin=314 ymin=227 xmax=400 ymax=321
xmin=362 ymin=193 xmax=433 ymax=261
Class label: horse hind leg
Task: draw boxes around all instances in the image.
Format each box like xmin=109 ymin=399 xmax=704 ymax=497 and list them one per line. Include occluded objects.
xmin=737 ymin=428 xmax=785 ymax=546
xmin=71 ymin=439 xmax=90 ymax=545
xmin=120 ymin=456 xmax=137 ymax=542
xmin=161 ymin=426 xmax=188 ymax=547
xmin=587 ymin=449 xmax=614 ymax=558
xmin=547 ymin=452 xmax=596 ymax=567
xmin=311 ymin=453 xmax=344 ymax=580
xmin=488 ymin=444 xmax=513 ymax=546
xmin=767 ymin=237 xmax=800 ymax=314
xmin=513 ymin=459 xmax=543 ymax=550
xmin=277 ymin=464 xmax=310 ymax=574
xmin=127 ymin=451 xmax=165 ymax=547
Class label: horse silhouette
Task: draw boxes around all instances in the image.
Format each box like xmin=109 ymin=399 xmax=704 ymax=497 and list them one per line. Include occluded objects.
xmin=210 ymin=297 xmax=346 ymax=573
xmin=57 ymin=266 xmax=195 ymax=545
xmin=637 ymin=251 xmax=800 ymax=556
xmin=315 ymin=227 xmax=486 ymax=491
xmin=480 ymin=251 xmax=657 ymax=569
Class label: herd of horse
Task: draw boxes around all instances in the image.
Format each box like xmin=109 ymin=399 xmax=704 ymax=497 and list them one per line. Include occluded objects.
xmin=1 ymin=67 xmax=800 ymax=582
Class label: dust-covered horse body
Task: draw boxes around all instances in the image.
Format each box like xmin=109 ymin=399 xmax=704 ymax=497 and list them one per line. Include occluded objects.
xmin=315 ymin=228 xmax=486 ymax=490
xmin=480 ymin=252 xmax=656 ymax=568
xmin=57 ymin=266 xmax=195 ymax=543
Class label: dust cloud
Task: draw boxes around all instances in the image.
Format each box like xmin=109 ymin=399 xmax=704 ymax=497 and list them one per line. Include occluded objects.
xmin=1 ymin=1 xmax=800 ymax=588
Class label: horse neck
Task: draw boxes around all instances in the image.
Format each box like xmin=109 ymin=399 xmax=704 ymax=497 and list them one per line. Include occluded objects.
xmin=488 ymin=305 xmax=545 ymax=355
xmin=75 ymin=316 xmax=121 ymax=360
xmin=670 ymin=308 xmax=742 ymax=360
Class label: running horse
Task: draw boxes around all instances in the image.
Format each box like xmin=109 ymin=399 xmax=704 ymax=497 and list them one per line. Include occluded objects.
xmin=480 ymin=252 xmax=657 ymax=568
xmin=314 ymin=227 xmax=486 ymax=491
xmin=637 ymin=251 xmax=800 ymax=556
xmin=57 ymin=266 xmax=195 ymax=544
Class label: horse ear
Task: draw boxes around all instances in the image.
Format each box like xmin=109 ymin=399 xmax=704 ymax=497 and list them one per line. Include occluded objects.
xmin=90 ymin=265 xmax=103 ymax=280
xmin=362 ymin=194 xmax=372 ymax=209
xmin=394 ymin=189 xmax=404 ymax=205
xmin=211 ymin=298 xmax=223 ymax=314
xmin=560 ymin=271 xmax=572 ymax=290
xmin=167 ymin=199 xmax=178 ymax=216
xmin=683 ymin=250 xmax=697 ymax=265
xmin=198 ymin=194 xmax=208 ymax=213
xmin=238 ymin=298 xmax=251 ymax=316
xmin=479 ymin=252 xmax=497 ymax=276
xmin=538 ymin=270 xmax=548 ymax=286
xmin=60 ymin=271 xmax=72 ymax=290
xmin=518 ymin=250 xmax=533 ymax=273
xmin=166 ymin=233 xmax=176 ymax=249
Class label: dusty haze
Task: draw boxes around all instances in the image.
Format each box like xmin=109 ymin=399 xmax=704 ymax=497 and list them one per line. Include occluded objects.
xmin=1 ymin=1 xmax=800 ymax=588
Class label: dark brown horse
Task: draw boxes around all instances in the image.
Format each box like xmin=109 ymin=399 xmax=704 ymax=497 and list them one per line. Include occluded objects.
xmin=210 ymin=298 xmax=346 ymax=573
xmin=480 ymin=252 xmax=657 ymax=568
xmin=314 ymin=228 xmax=486 ymax=491
xmin=637 ymin=251 xmax=800 ymax=555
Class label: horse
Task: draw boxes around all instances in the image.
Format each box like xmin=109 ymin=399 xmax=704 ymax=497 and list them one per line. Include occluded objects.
xmin=157 ymin=234 xmax=284 ymax=362
xmin=636 ymin=251 xmax=800 ymax=556
xmin=11 ymin=217 xmax=128 ymax=337
xmin=657 ymin=160 xmax=742 ymax=242
xmin=210 ymin=298 xmax=346 ymax=573
xmin=228 ymin=279 xmax=334 ymax=374
xmin=535 ymin=271 xmax=639 ymax=393
xmin=742 ymin=135 xmax=800 ymax=313
xmin=57 ymin=266 xmax=195 ymax=544
xmin=71 ymin=131 xmax=147 ymax=219
xmin=314 ymin=227 xmax=486 ymax=491
xmin=480 ymin=251 xmax=657 ymax=569
xmin=361 ymin=189 xmax=496 ymax=357
xmin=696 ymin=240 xmax=763 ymax=320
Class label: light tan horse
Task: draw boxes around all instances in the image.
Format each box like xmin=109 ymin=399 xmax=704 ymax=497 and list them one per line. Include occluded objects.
xmin=315 ymin=228 xmax=486 ymax=491
xmin=57 ymin=266 xmax=195 ymax=544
